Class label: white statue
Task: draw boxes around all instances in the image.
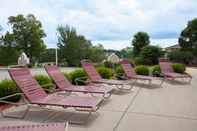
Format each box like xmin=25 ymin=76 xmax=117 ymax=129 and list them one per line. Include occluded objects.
xmin=107 ymin=53 xmax=120 ymax=63
xmin=18 ymin=52 xmax=30 ymax=66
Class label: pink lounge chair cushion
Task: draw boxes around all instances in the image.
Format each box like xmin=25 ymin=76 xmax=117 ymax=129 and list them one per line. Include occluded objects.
xmin=69 ymin=85 xmax=112 ymax=94
xmin=81 ymin=61 xmax=102 ymax=81
xmin=93 ymin=79 xmax=131 ymax=85
xmin=163 ymin=72 xmax=190 ymax=78
xmin=32 ymin=95 xmax=101 ymax=108
xmin=159 ymin=58 xmax=174 ymax=73
xmin=44 ymin=65 xmax=72 ymax=90
xmin=119 ymin=60 xmax=136 ymax=78
xmin=0 ymin=123 xmax=65 ymax=131
xmin=9 ymin=68 xmax=48 ymax=102
xmin=8 ymin=68 xmax=103 ymax=109
xmin=131 ymin=75 xmax=152 ymax=80
xmin=45 ymin=65 xmax=113 ymax=94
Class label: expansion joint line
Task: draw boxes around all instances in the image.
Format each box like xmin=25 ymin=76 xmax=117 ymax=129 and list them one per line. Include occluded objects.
xmin=113 ymin=87 xmax=141 ymax=131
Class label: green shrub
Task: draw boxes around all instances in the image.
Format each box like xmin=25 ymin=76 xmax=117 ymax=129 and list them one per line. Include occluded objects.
xmin=96 ymin=67 xmax=113 ymax=79
xmin=103 ymin=61 xmax=119 ymax=68
xmin=134 ymin=57 xmax=144 ymax=65
xmin=139 ymin=45 xmax=164 ymax=65
xmin=0 ymin=79 xmax=20 ymax=102
xmin=168 ymin=50 xmax=194 ymax=64
xmin=114 ymin=66 xmax=125 ymax=80
xmin=134 ymin=65 xmax=149 ymax=76
xmin=63 ymin=72 xmax=71 ymax=82
xmin=151 ymin=65 xmax=161 ymax=76
xmin=172 ymin=63 xmax=186 ymax=73
xmin=115 ymin=66 xmax=124 ymax=75
xmin=68 ymin=69 xmax=87 ymax=85
xmin=34 ymin=75 xmax=53 ymax=90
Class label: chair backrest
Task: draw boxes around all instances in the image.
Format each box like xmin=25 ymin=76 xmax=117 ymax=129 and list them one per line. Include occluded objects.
xmin=159 ymin=58 xmax=174 ymax=73
xmin=81 ymin=60 xmax=102 ymax=81
xmin=44 ymin=65 xmax=72 ymax=90
xmin=8 ymin=68 xmax=48 ymax=103
xmin=119 ymin=59 xmax=136 ymax=78
xmin=0 ymin=123 xmax=65 ymax=131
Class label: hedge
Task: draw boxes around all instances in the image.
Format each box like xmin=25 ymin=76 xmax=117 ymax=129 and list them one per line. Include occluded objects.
xmin=134 ymin=65 xmax=149 ymax=76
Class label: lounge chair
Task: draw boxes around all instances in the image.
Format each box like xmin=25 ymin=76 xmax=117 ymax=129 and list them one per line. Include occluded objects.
xmin=0 ymin=123 xmax=67 ymax=131
xmin=44 ymin=65 xmax=113 ymax=99
xmin=119 ymin=59 xmax=164 ymax=86
xmin=8 ymin=67 xmax=103 ymax=124
xmin=159 ymin=58 xmax=192 ymax=83
xmin=81 ymin=60 xmax=133 ymax=91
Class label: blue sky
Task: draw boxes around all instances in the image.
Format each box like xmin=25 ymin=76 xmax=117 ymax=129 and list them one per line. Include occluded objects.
xmin=0 ymin=0 xmax=197 ymax=50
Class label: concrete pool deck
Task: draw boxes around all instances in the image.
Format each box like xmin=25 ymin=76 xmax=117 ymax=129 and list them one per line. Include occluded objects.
xmin=0 ymin=67 xmax=197 ymax=131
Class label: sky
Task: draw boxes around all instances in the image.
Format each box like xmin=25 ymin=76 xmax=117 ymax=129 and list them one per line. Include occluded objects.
xmin=0 ymin=0 xmax=197 ymax=50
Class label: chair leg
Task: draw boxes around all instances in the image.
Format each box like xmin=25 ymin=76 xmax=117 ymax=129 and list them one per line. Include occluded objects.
xmin=159 ymin=78 xmax=165 ymax=87
xmin=68 ymin=111 xmax=93 ymax=125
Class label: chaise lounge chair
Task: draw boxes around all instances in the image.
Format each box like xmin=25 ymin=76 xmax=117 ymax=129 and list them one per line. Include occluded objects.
xmin=0 ymin=123 xmax=68 ymax=131
xmin=81 ymin=60 xmax=134 ymax=91
xmin=119 ymin=59 xmax=164 ymax=86
xmin=159 ymin=58 xmax=192 ymax=83
xmin=44 ymin=65 xmax=113 ymax=99
xmin=8 ymin=67 xmax=103 ymax=124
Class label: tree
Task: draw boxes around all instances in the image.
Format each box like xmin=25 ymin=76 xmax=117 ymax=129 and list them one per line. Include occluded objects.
xmin=0 ymin=25 xmax=2 ymax=32
xmin=132 ymin=32 xmax=150 ymax=56
xmin=88 ymin=44 xmax=106 ymax=63
xmin=167 ymin=50 xmax=193 ymax=64
xmin=138 ymin=45 xmax=163 ymax=65
xmin=39 ymin=48 xmax=56 ymax=63
xmin=179 ymin=18 xmax=197 ymax=51
xmin=120 ymin=47 xmax=133 ymax=58
xmin=57 ymin=25 xmax=92 ymax=66
xmin=8 ymin=14 xmax=46 ymax=64
xmin=0 ymin=32 xmax=19 ymax=66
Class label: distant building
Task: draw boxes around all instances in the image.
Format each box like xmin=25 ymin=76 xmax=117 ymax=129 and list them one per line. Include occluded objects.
xmin=165 ymin=44 xmax=180 ymax=52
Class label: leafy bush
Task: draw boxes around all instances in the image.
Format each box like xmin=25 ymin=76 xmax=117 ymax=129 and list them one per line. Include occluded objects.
xmin=34 ymin=75 xmax=53 ymax=90
xmin=134 ymin=65 xmax=149 ymax=76
xmin=103 ymin=61 xmax=119 ymax=68
xmin=96 ymin=67 xmax=113 ymax=79
xmin=152 ymin=65 xmax=161 ymax=77
xmin=139 ymin=45 xmax=164 ymax=65
xmin=114 ymin=66 xmax=125 ymax=80
xmin=0 ymin=80 xmax=20 ymax=102
xmin=63 ymin=72 xmax=71 ymax=82
xmin=168 ymin=50 xmax=194 ymax=64
xmin=68 ymin=69 xmax=87 ymax=85
xmin=134 ymin=57 xmax=144 ymax=65
xmin=115 ymin=66 xmax=124 ymax=75
xmin=172 ymin=63 xmax=186 ymax=73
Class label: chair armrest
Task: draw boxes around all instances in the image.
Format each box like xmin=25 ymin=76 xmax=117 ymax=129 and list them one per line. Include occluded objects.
xmin=74 ymin=76 xmax=90 ymax=85
xmin=41 ymin=83 xmax=58 ymax=93
xmin=114 ymin=73 xmax=127 ymax=80
xmin=0 ymin=93 xmax=27 ymax=105
xmin=184 ymin=72 xmax=192 ymax=78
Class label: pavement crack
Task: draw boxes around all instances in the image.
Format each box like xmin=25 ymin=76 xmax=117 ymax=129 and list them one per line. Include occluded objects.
xmin=113 ymin=87 xmax=141 ymax=131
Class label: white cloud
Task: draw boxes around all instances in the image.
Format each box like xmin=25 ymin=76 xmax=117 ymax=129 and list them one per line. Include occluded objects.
xmin=0 ymin=0 xmax=197 ymax=49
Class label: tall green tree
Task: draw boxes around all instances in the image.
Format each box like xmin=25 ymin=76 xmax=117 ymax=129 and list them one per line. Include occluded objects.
xmin=57 ymin=25 xmax=92 ymax=66
xmin=120 ymin=47 xmax=133 ymax=58
xmin=139 ymin=45 xmax=163 ymax=65
xmin=39 ymin=48 xmax=56 ymax=63
xmin=8 ymin=14 xmax=46 ymax=64
xmin=179 ymin=18 xmax=197 ymax=51
xmin=0 ymin=32 xmax=19 ymax=66
xmin=132 ymin=32 xmax=150 ymax=56
xmin=88 ymin=44 xmax=106 ymax=63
